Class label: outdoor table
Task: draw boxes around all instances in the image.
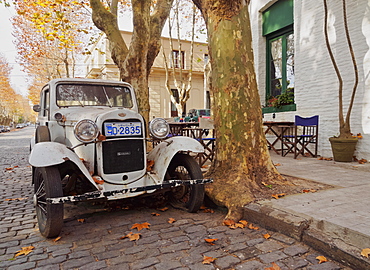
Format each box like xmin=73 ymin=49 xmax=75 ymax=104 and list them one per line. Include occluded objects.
xmin=263 ymin=121 xmax=294 ymax=155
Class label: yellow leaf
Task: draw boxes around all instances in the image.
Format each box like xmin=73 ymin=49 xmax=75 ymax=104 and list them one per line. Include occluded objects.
xmin=131 ymin=222 xmax=151 ymax=231
xmin=263 ymin=233 xmax=271 ymax=239
xmin=272 ymin=193 xmax=286 ymax=199
xmin=14 ymin=246 xmax=34 ymax=257
xmin=53 ymin=236 xmax=61 ymax=242
xmin=316 ymin=255 xmax=328 ymax=264
xmin=159 ymin=207 xmax=169 ymax=212
xmin=202 ymin=255 xmax=216 ymax=264
xmin=361 ymin=248 xmax=370 ymax=258
xmin=77 ymin=219 xmax=85 ymax=223
xmin=239 ymin=220 xmax=248 ymax=226
xmin=120 ymin=232 xmax=141 ymax=241
xmin=151 ymin=212 xmax=160 ymax=216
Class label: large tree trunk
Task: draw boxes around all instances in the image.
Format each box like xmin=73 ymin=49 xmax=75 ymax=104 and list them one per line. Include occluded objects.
xmin=90 ymin=0 xmax=174 ymax=124
xmin=193 ymin=0 xmax=283 ymax=221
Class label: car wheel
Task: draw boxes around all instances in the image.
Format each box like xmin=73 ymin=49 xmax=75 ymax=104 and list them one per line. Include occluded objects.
xmin=166 ymin=153 xmax=205 ymax=213
xmin=34 ymin=166 xmax=64 ymax=238
xmin=35 ymin=126 xmax=50 ymax=143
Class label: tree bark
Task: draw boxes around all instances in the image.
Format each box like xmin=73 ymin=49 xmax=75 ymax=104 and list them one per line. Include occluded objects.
xmin=90 ymin=0 xmax=174 ymax=123
xmin=193 ymin=0 xmax=283 ymax=221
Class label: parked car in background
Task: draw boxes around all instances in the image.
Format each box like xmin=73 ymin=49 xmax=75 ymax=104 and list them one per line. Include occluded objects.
xmin=16 ymin=124 xmax=23 ymax=128
xmin=4 ymin=126 xmax=10 ymax=132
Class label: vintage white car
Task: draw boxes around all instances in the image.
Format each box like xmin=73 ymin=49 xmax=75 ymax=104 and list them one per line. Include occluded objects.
xmin=29 ymin=78 xmax=210 ymax=238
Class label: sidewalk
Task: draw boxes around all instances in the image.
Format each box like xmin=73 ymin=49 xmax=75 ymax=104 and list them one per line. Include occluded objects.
xmin=244 ymin=153 xmax=370 ymax=269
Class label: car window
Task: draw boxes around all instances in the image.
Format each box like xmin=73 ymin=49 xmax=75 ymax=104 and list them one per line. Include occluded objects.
xmin=56 ymin=84 xmax=133 ymax=108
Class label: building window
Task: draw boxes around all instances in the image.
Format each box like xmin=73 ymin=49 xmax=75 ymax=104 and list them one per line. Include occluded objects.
xmin=170 ymin=50 xmax=185 ymax=69
xmin=204 ymin=54 xmax=209 ymax=66
xmin=262 ymin=0 xmax=295 ymax=112
xmin=267 ymin=31 xmax=294 ymax=98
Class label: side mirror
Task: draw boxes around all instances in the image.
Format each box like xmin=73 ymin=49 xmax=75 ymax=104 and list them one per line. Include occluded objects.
xmin=33 ymin=104 xmax=41 ymax=112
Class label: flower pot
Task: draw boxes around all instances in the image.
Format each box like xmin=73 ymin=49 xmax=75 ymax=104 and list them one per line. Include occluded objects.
xmin=329 ymin=137 xmax=358 ymax=162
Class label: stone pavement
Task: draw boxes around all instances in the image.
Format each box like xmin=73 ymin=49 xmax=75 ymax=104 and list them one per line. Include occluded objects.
xmin=0 ymin=128 xmax=349 ymax=270
xmin=244 ymin=153 xmax=370 ymax=270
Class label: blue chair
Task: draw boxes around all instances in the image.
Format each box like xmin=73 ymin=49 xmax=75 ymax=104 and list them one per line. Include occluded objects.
xmin=281 ymin=115 xmax=319 ymax=158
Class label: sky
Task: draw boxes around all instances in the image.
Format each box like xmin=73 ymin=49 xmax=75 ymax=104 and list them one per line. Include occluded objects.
xmin=0 ymin=5 xmax=28 ymax=96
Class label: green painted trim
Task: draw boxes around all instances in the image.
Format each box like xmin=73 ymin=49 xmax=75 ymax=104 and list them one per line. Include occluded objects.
xmin=262 ymin=103 xmax=296 ymax=113
xmin=263 ymin=0 xmax=294 ymax=36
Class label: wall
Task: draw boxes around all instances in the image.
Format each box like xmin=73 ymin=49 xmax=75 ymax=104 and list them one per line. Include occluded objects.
xmin=84 ymin=31 xmax=209 ymax=120
xmin=250 ymin=0 xmax=370 ymax=159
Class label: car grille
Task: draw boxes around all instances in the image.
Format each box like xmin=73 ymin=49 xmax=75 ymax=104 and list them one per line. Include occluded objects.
xmin=102 ymin=140 xmax=144 ymax=174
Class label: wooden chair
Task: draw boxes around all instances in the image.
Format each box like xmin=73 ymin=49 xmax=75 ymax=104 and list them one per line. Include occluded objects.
xmin=281 ymin=115 xmax=319 ymax=158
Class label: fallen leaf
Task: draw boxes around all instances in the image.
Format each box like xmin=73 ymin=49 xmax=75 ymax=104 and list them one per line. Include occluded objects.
xmin=316 ymin=255 xmax=328 ymax=264
xmin=358 ymin=158 xmax=367 ymax=164
xmin=5 ymin=197 xmax=27 ymax=201
xmin=53 ymin=236 xmax=61 ymax=242
xmin=248 ymin=223 xmax=259 ymax=230
xmin=151 ymin=212 xmax=160 ymax=216
xmin=223 ymin=219 xmax=235 ymax=227
xmin=302 ymin=189 xmax=317 ymax=193
xmin=120 ymin=232 xmax=141 ymax=241
xmin=272 ymin=193 xmax=286 ymax=199
xmin=158 ymin=207 xmax=169 ymax=212
xmin=274 ymin=163 xmax=281 ymax=166
xmin=265 ymin=262 xmax=281 ymax=270
xmin=168 ymin=218 xmax=176 ymax=224
xmin=92 ymin=176 xmax=104 ymax=185
xmin=131 ymin=222 xmax=151 ymax=231
xmin=361 ymin=248 xmax=370 ymax=258
xmin=146 ymin=160 xmax=155 ymax=172
xmin=127 ymin=232 xmax=141 ymax=241
xmin=263 ymin=233 xmax=271 ymax=239
xmin=202 ymin=255 xmax=216 ymax=264
xmin=235 ymin=223 xmax=245 ymax=229
xmin=77 ymin=219 xmax=85 ymax=223
xmin=14 ymin=246 xmax=34 ymax=257
xmin=239 ymin=220 xmax=248 ymax=226
xmin=203 ymin=208 xmax=215 ymax=213
xmin=262 ymin=181 xmax=273 ymax=189
xmin=204 ymin=238 xmax=218 ymax=245
xmin=5 ymin=167 xmax=13 ymax=171
xmin=13 ymin=165 xmax=18 ymax=168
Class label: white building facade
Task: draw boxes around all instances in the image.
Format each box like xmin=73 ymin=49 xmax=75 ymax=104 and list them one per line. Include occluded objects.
xmin=84 ymin=31 xmax=209 ymax=120
xmin=250 ymin=0 xmax=370 ymax=159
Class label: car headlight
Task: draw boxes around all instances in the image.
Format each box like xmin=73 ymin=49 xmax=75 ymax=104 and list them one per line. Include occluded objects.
xmin=74 ymin=119 xmax=99 ymax=143
xmin=149 ymin=118 xmax=169 ymax=139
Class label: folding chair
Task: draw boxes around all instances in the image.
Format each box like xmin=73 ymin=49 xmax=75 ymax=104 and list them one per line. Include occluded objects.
xmin=281 ymin=115 xmax=319 ymax=158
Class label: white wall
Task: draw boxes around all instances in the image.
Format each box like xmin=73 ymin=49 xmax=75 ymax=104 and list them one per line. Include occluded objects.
xmin=250 ymin=0 xmax=370 ymax=159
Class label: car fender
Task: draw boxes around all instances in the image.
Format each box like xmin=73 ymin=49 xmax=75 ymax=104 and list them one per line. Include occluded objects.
xmin=29 ymin=142 xmax=98 ymax=189
xmin=147 ymin=136 xmax=204 ymax=182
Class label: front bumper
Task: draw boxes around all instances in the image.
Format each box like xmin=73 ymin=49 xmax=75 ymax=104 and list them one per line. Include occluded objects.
xmin=47 ymin=178 xmax=213 ymax=204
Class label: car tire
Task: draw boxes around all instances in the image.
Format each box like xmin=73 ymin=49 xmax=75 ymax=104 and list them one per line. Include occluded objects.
xmin=34 ymin=166 xmax=64 ymax=238
xmin=35 ymin=126 xmax=51 ymax=143
xmin=166 ymin=153 xmax=205 ymax=213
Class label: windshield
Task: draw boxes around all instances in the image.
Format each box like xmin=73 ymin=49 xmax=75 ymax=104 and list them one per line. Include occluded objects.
xmin=56 ymin=84 xmax=133 ymax=108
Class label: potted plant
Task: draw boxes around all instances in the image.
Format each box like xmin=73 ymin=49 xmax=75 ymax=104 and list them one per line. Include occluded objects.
xmin=323 ymin=0 xmax=359 ymax=162
xmin=267 ymin=88 xmax=294 ymax=108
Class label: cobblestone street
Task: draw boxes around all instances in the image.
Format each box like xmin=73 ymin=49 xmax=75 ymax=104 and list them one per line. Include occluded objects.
xmin=0 ymin=127 xmax=350 ymax=270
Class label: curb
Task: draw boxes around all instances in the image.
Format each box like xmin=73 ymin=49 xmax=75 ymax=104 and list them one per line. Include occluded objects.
xmin=244 ymin=201 xmax=370 ymax=269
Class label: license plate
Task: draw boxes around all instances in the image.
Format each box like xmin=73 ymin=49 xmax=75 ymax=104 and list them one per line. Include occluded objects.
xmin=104 ymin=122 xmax=142 ymax=137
